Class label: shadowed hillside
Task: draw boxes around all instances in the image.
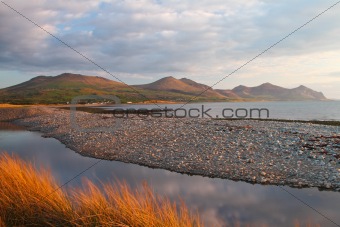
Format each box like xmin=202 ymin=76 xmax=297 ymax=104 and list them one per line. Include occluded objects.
xmin=230 ymin=83 xmax=327 ymax=101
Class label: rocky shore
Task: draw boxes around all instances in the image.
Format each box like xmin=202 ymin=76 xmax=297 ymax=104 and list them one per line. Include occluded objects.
xmin=1 ymin=107 xmax=340 ymax=191
xmin=0 ymin=107 xmax=50 ymax=121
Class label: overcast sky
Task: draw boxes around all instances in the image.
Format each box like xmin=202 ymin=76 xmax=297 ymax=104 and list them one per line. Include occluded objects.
xmin=1 ymin=0 xmax=340 ymax=98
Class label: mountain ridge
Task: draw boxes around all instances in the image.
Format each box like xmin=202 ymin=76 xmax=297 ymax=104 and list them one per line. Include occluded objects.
xmin=0 ymin=73 xmax=328 ymax=104
xmin=135 ymin=76 xmax=225 ymax=98
xmin=230 ymin=82 xmax=326 ymax=101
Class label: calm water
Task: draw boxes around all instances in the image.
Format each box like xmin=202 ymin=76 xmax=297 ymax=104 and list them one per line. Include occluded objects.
xmin=102 ymin=101 xmax=340 ymax=121
xmin=0 ymin=123 xmax=339 ymax=226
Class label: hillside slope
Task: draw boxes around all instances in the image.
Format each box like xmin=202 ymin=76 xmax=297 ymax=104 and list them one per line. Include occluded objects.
xmin=0 ymin=73 xmax=130 ymax=104
xmin=0 ymin=73 xmax=224 ymax=104
xmin=0 ymin=74 xmax=328 ymax=104
xmin=134 ymin=76 xmax=226 ymax=98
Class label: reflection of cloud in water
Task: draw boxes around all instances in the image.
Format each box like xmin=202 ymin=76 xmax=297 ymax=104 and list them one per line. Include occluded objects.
xmin=0 ymin=128 xmax=339 ymax=227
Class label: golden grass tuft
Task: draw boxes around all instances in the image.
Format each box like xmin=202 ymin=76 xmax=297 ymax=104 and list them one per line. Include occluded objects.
xmin=0 ymin=153 xmax=202 ymax=227
xmin=0 ymin=153 xmax=73 ymax=226
xmin=0 ymin=153 xmax=324 ymax=227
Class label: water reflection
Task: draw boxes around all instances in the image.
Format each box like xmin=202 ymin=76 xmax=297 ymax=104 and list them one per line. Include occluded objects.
xmin=0 ymin=122 xmax=25 ymax=131
xmin=0 ymin=124 xmax=339 ymax=226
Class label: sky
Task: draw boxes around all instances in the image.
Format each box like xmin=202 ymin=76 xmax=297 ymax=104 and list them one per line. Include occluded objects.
xmin=0 ymin=0 xmax=340 ymax=98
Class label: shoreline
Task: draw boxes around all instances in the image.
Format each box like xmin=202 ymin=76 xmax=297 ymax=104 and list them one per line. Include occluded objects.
xmin=1 ymin=107 xmax=339 ymax=192
xmin=0 ymin=99 xmax=336 ymax=108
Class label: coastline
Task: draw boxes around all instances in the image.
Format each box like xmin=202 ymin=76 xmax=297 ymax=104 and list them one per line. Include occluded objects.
xmin=1 ymin=107 xmax=339 ymax=191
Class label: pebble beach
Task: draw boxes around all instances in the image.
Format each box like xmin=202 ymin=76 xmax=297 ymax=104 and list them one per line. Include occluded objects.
xmin=1 ymin=107 xmax=340 ymax=191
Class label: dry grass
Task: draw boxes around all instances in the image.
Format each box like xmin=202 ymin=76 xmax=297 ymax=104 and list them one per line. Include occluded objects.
xmin=0 ymin=153 xmax=202 ymax=227
xmin=0 ymin=218 xmax=5 ymax=227
xmin=0 ymin=153 xmax=325 ymax=227
xmin=0 ymin=104 xmax=26 ymax=108
xmin=0 ymin=153 xmax=73 ymax=226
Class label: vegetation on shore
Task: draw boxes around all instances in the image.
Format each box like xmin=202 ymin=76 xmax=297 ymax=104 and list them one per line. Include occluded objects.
xmin=0 ymin=153 xmax=201 ymax=227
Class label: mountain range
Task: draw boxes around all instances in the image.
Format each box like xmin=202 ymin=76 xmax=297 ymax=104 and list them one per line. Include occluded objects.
xmin=0 ymin=73 xmax=327 ymax=104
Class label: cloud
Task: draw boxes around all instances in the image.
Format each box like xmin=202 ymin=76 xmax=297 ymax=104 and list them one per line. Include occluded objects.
xmin=0 ymin=0 xmax=264 ymax=75
xmin=0 ymin=0 xmax=340 ymax=97
xmin=0 ymin=0 xmax=103 ymax=72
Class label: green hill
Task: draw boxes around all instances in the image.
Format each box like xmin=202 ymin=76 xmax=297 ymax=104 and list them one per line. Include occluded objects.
xmin=0 ymin=73 xmax=130 ymax=104
xmin=0 ymin=73 xmax=225 ymax=104
xmin=0 ymin=73 xmax=328 ymax=104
